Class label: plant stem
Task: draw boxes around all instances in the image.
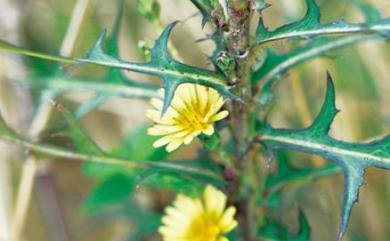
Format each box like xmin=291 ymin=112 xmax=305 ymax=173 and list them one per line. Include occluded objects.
xmin=224 ymin=2 xmax=260 ymax=240
xmin=227 ymin=0 xmax=251 ymax=156
xmin=0 ymin=131 xmax=224 ymax=182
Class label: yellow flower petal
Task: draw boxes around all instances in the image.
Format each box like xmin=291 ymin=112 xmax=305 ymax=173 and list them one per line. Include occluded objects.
xmin=159 ymin=185 xmax=237 ymax=241
xmin=204 ymin=185 xmax=225 ymax=216
xmin=211 ymin=110 xmax=229 ymax=122
xmin=153 ymin=135 xmax=176 ymax=148
xmin=218 ymin=237 xmax=229 ymax=241
xmin=148 ymin=125 xmax=184 ymax=135
xmin=166 ymin=138 xmax=184 ymax=152
xmin=146 ymin=83 xmax=229 ymax=152
xmin=202 ymin=125 xmax=214 ymax=136
xmin=220 ymin=206 xmax=238 ymax=233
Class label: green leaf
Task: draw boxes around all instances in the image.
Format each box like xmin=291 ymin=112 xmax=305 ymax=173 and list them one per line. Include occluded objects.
xmin=137 ymin=0 xmax=161 ymax=24
xmin=350 ymin=0 xmax=382 ymax=23
xmin=113 ymin=124 xmax=168 ymax=161
xmin=2 ymin=0 xmax=157 ymax=119
xmin=84 ymin=173 xmax=135 ymax=213
xmin=251 ymin=34 xmax=385 ymax=109
xmin=82 ymin=124 xmax=168 ymax=177
xmin=77 ymin=21 xmax=239 ymax=114
xmin=258 ymin=209 xmax=310 ymax=241
xmin=61 ymin=108 xmax=104 ymax=156
xmin=189 ymin=0 xmax=213 ymax=28
xmin=254 ymin=0 xmax=390 ymax=47
xmin=252 ymin=35 xmax=378 ymax=85
xmin=0 ymin=22 xmax=239 ymax=114
xmin=46 ymin=76 xmax=158 ymax=100
xmin=0 ymin=111 xmax=224 ymax=182
xmin=259 ymin=73 xmax=390 ymax=239
xmin=142 ymin=172 xmax=204 ymax=197
xmin=107 ymin=0 xmax=124 ymax=58
xmin=266 ymin=151 xmax=341 ymax=194
xmin=0 ymin=39 xmax=77 ymax=64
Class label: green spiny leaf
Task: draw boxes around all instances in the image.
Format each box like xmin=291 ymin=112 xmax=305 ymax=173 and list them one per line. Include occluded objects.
xmin=308 ymin=76 xmax=338 ymax=136
xmin=257 ymin=0 xmax=319 ymax=38
xmin=254 ymin=0 xmax=390 ymax=47
xmin=259 ymin=73 xmax=390 ymax=239
xmin=77 ymin=21 xmax=239 ymax=114
xmin=46 ymin=77 xmax=158 ymax=100
xmin=252 ymin=34 xmax=384 ymax=110
xmin=0 ymin=22 xmax=239 ymax=113
xmin=258 ymin=209 xmax=310 ymax=241
xmin=189 ymin=0 xmax=212 ymax=28
xmin=252 ymin=35 xmax=381 ymax=85
xmin=0 ymin=39 xmax=77 ymax=64
xmin=266 ymin=151 xmax=341 ymax=193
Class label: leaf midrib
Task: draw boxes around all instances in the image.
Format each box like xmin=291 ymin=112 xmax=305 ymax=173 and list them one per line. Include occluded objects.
xmin=79 ymin=58 xmax=226 ymax=86
xmin=0 ymin=132 xmax=223 ymax=181
xmin=256 ymin=20 xmax=390 ymax=46
xmin=261 ymin=134 xmax=389 ymax=164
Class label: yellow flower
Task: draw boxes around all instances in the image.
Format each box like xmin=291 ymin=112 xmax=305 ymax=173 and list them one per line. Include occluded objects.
xmin=159 ymin=185 xmax=238 ymax=241
xmin=146 ymin=83 xmax=229 ymax=152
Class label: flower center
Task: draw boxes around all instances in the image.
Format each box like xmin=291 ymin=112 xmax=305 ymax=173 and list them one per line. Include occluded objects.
xmin=175 ymin=104 xmax=210 ymax=132
xmin=186 ymin=213 xmax=221 ymax=241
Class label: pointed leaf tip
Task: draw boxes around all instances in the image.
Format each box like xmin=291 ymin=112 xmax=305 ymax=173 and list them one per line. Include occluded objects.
xmin=160 ymin=79 xmax=180 ymax=116
xmin=189 ymin=0 xmax=210 ymax=28
xmin=89 ymin=29 xmax=107 ymax=55
xmin=261 ymin=73 xmax=390 ymax=240
xmin=151 ymin=21 xmax=179 ymax=61
xmin=306 ymin=0 xmax=321 ymax=21
xmin=338 ymin=165 xmax=366 ymax=240
xmin=309 ymin=72 xmax=338 ymax=135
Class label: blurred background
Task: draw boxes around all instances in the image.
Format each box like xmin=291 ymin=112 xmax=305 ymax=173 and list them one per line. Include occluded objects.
xmin=0 ymin=0 xmax=388 ymax=241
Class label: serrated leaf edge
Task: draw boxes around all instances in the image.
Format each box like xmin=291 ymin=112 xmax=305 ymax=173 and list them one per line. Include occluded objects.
xmin=259 ymin=73 xmax=390 ymax=239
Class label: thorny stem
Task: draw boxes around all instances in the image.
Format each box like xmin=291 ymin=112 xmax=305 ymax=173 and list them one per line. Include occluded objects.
xmin=223 ymin=1 xmax=259 ymax=240
xmin=227 ymin=1 xmax=251 ymax=156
